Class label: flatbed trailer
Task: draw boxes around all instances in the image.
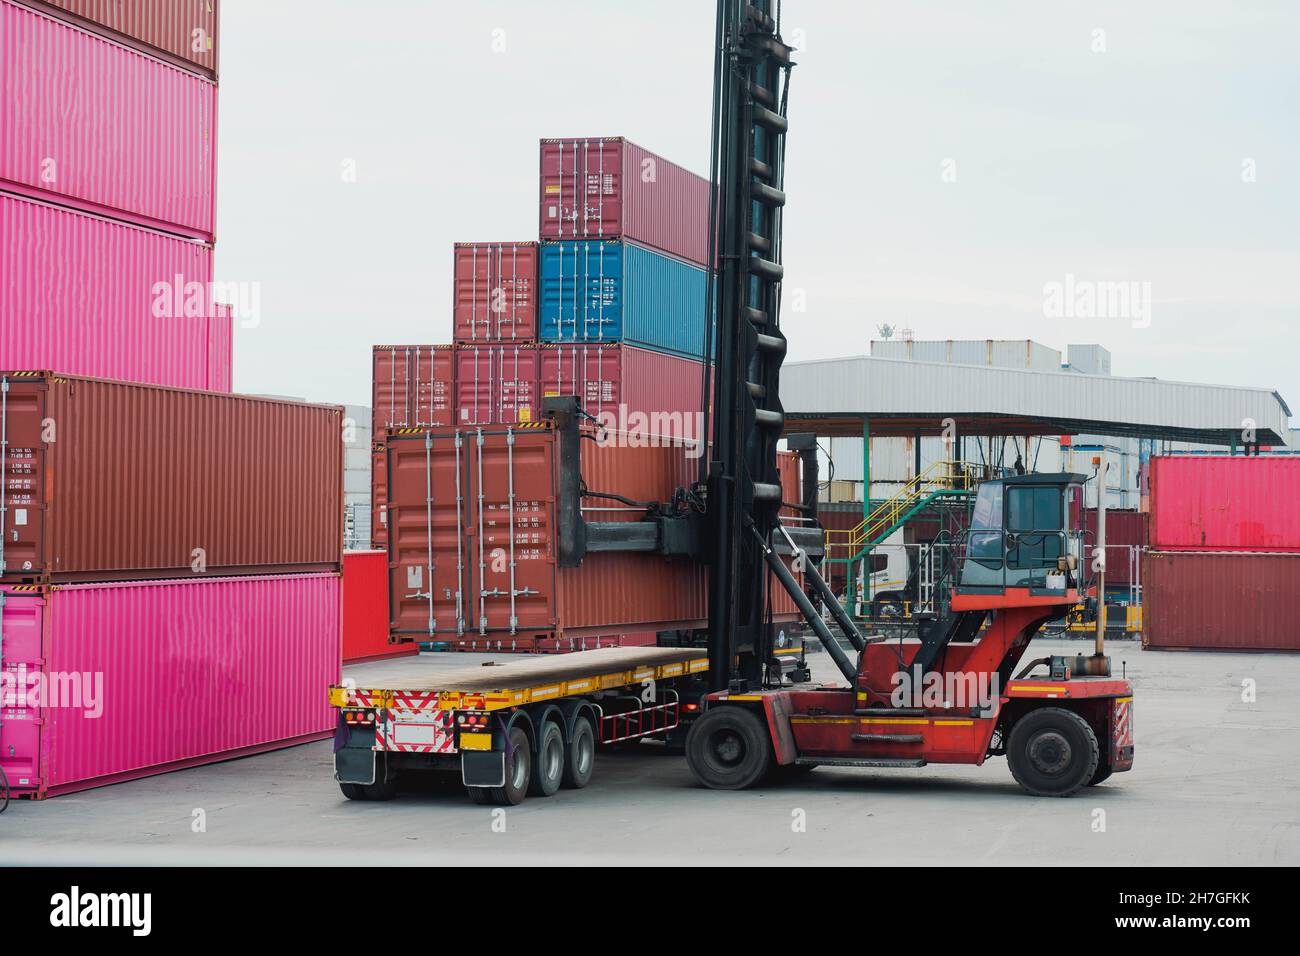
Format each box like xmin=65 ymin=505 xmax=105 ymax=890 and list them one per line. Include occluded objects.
xmin=328 ymin=646 xmax=710 ymax=804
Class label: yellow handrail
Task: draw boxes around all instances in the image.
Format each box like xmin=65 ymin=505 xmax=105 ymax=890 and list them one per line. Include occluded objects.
xmin=823 ymin=459 xmax=974 ymax=560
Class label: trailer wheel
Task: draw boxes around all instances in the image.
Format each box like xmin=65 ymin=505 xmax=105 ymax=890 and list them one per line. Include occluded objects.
xmin=529 ymin=721 xmax=565 ymax=797
xmin=685 ymin=707 xmax=773 ymax=790
xmin=1006 ymin=707 xmax=1099 ymax=797
xmin=562 ymin=716 xmax=596 ymax=789
xmin=467 ymin=726 xmax=533 ymax=806
xmin=339 ymin=776 xmax=398 ymax=802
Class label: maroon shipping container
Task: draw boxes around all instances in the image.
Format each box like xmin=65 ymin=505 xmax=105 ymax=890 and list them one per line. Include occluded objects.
xmin=453 ymin=242 xmax=538 ymax=344
xmin=539 ymin=137 xmax=711 ymax=267
xmin=371 ymin=345 xmax=455 ymax=436
xmin=538 ymin=343 xmax=708 ymax=432
xmin=456 ymin=344 xmax=540 ymax=426
xmin=20 ymin=0 xmax=218 ymax=76
xmin=1142 ymin=550 xmax=1300 ymax=652
xmin=370 ymin=443 xmax=388 ymax=550
xmin=0 ymin=373 xmax=343 ymax=582
xmin=1149 ymin=456 xmax=1300 ymax=552
xmin=385 ymin=424 xmax=803 ymax=646
xmin=1082 ymin=509 xmax=1148 ymax=588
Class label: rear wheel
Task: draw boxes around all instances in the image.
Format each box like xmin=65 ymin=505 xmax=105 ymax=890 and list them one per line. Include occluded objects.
xmin=562 ymin=716 xmax=596 ymax=789
xmin=466 ymin=725 xmax=532 ymax=805
xmin=529 ymin=721 xmax=565 ymax=797
xmin=685 ymin=707 xmax=773 ymax=790
xmin=1006 ymin=707 xmax=1099 ymax=797
xmin=339 ymin=773 xmax=398 ymax=802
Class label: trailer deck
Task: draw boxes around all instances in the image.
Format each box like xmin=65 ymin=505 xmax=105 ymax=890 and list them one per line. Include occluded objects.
xmin=331 ymin=646 xmax=709 ymax=712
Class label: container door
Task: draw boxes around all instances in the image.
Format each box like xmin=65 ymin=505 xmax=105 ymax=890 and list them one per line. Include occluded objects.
xmin=539 ymin=138 xmax=624 ymax=241
xmin=388 ymin=430 xmax=556 ymax=639
xmin=372 ymin=347 xmax=415 ymax=434
xmin=1 ymin=377 xmax=47 ymax=579
xmin=415 ymin=346 xmax=454 ymax=427
xmin=0 ymin=588 xmax=45 ymax=794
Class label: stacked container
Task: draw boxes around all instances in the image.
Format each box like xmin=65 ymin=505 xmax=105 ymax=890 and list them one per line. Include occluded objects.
xmin=1143 ymin=456 xmax=1300 ymax=651
xmin=0 ymin=3 xmax=344 ymax=798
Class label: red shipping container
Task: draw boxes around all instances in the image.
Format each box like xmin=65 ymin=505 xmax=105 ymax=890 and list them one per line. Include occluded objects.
xmin=453 ymin=242 xmax=538 ymax=343
xmin=342 ymin=550 xmax=414 ymax=664
xmin=370 ymin=443 xmax=388 ymax=550
xmin=1 ymin=192 xmax=224 ymax=391
xmin=539 ymin=137 xmax=711 ymax=267
xmin=1 ymin=1 xmax=217 ymax=240
xmin=1142 ymin=550 xmax=1300 ymax=652
xmin=371 ymin=344 xmax=455 ymax=436
xmin=20 ymin=0 xmax=219 ymax=76
xmin=0 ymin=373 xmax=343 ymax=583
xmin=456 ymin=344 xmax=540 ymax=426
xmin=385 ymin=424 xmax=799 ymax=646
xmin=538 ymin=343 xmax=709 ymax=439
xmin=1149 ymin=456 xmax=1300 ymax=552
xmin=0 ymin=573 xmax=337 ymax=798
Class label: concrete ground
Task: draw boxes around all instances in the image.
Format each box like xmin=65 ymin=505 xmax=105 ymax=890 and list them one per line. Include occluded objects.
xmin=2 ymin=638 xmax=1297 ymax=866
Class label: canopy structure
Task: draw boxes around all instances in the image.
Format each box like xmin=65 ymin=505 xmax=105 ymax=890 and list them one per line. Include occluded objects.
xmin=781 ymin=355 xmax=1291 ymax=446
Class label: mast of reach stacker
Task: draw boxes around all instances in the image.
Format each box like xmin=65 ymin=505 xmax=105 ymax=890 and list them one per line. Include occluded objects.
xmin=703 ymin=0 xmax=796 ymax=692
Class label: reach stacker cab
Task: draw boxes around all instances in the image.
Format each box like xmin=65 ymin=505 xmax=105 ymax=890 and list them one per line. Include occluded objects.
xmin=685 ymin=473 xmax=1136 ymax=797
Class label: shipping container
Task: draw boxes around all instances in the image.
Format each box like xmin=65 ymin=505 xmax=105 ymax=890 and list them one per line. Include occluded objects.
xmin=342 ymin=550 xmax=415 ymax=664
xmin=538 ymin=343 xmax=709 ymax=432
xmin=371 ymin=345 xmax=455 ymax=436
xmin=0 ymin=572 xmax=337 ymax=798
xmin=1 ymin=192 xmax=224 ymax=390
xmin=539 ymin=137 xmax=710 ymax=267
xmin=385 ymin=424 xmax=800 ymax=646
xmin=0 ymin=373 xmax=343 ymax=583
xmin=455 ymin=344 xmax=540 ymax=426
xmin=1142 ymin=551 xmax=1300 ymax=652
xmin=20 ymin=0 xmax=218 ymax=76
xmin=370 ymin=443 xmax=388 ymax=549
xmin=453 ymin=242 xmax=538 ymax=344
xmin=1 ymin=1 xmax=217 ymax=239
xmin=1149 ymin=456 xmax=1300 ymax=552
xmin=539 ymin=240 xmax=709 ymax=359
xmin=1082 ymin=509 xmax=1148 ymax=588
xmin=208 ymin=301 xmax=233 ymax=392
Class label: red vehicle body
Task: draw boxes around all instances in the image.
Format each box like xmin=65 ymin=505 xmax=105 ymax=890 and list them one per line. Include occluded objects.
xmin=453 ymin=242 xmax=538 ymax=344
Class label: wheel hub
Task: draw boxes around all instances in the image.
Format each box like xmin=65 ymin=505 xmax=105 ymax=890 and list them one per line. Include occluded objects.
xmin=713 ymin=731 xmax=745 ymax=765
xmin=1028 ymin=730 xmax=1072 ymax=775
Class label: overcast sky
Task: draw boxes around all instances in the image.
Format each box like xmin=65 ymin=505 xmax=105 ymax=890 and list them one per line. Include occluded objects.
xmin=215 ymin=1 xmax=1299 ymax=414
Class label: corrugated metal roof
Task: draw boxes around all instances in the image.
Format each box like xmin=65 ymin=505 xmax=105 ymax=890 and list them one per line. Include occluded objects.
xmin=782 ymin=355 xmax=1290 ymax=444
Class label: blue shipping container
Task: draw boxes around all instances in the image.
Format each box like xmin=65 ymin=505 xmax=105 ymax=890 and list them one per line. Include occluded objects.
xmin=539 ymin=240 xmax=708 ymax=359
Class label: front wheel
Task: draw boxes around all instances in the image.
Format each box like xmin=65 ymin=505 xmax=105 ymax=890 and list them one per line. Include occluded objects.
xmin=685 ymin=707 xmax=773 ymax=790
xmin=1006 ymin=707 xmax=1099 ymax=797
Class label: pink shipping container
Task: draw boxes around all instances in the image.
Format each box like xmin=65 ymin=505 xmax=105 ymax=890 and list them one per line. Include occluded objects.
xmin=456 ymin=344 xmax=540 ymax=426
xmin=539 ymin=137 xmax=711 ymax=268
xmin=0 ymin=573 xmax=339 ymax=798
xmin=1142 ymin=550 xmax=1300 ymax=652
xmin=453 ymin=242 xmax=538 ymax=343
xmin=1 ymin=0 xmax=217 ymax=240
xmin=1149 ymin=456 xmax=1300 ymax=552
xmin=20 ymin=0 xmax=219 ymax=77
xmin=0 ymin=192 xmax=225 ymax=390
xmin=539 ymin=342 xmax=708 ymax=430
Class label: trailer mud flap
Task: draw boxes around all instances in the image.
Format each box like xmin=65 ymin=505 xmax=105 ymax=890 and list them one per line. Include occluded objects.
xmin=462 ymin=750 xmax=506 ymax=788
xmin=335 ymin=747 xmax=377 ymax=786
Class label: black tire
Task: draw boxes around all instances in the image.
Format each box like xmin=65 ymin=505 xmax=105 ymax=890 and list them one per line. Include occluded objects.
xmin=467 ymin=786 xmax=497 ymax=805
xmin=1006 ymin=707 xmax=1099 ymax=797
xmin=685 ymin=707 xmax=773 ymax=790
xmin=339 ymin=775 xmax=398 ymax=802
xmin=529 ymin=721 xmax=565 ymax=797
xmin=562 ymin=716 xmax=596 ymax=790
xmin=497 ymin=726 xmax=532 ymax=805
xmin=1088 ymin=761 xmax=1114 ymax=787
